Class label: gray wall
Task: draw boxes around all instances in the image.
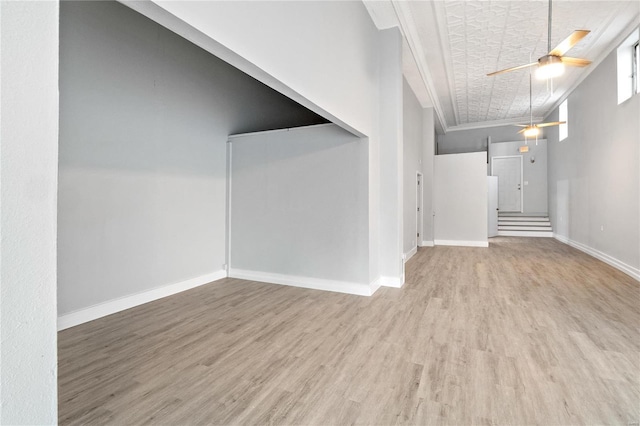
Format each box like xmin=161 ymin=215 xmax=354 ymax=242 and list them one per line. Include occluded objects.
xmin=438 ymin=124 xmax=545 ymax=155
xmin=229 ymin=124 xmax=369 ymax=284
xmin=1 ymin=2 xmax=59 ymax=423
xmin=547 ymin=48 xmax=639 ymax=273
xmin=58 ymin=1 xmax=326 ymax=315
xmin=490 ymin=140 xmax=548 ymax=214
xmin=403 ymin=78 xmax=423 ymax=255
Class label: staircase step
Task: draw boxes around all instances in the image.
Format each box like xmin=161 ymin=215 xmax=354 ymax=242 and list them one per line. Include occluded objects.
xmin=498 ymin=216 xmax=549 ymax=221
xmin=499 ymin=225 xmax=553 ymax=231
xmin=498 ymin=230 xmax=554 ymax=237
xmin=498 ymin=221 xmax=551 ymax=226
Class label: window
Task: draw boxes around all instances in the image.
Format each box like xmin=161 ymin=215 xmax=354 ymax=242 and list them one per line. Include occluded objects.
xmin=617 ymin=28 xmax=639 ymax=104
xmin=559 ymin=99 xmax=568 ymax=141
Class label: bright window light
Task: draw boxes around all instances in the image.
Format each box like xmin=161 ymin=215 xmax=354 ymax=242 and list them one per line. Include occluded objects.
xmin=559 ymin=99 xmax=568 ymax=141
xmin=617 ymin=28 xmax=639 ymax=104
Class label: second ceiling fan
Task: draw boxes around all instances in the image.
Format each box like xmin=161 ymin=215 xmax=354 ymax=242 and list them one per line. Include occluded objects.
xmin=487 ymin=0 xmax=592 ymax=79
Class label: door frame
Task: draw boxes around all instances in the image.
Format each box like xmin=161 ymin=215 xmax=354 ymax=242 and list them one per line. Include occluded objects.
xmin=487 ymin=176 xmax=499 ymax=237
xmin=491 ymin=155 xmax=523 ymax=213
xmin=416 ymin=172 xmax=423 ymax=247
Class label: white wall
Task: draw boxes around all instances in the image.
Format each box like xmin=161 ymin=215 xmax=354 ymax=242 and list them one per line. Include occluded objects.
xmin=58 ymin=1 xmax=326 ymax=317
xmin=490 ymin=140 xmax=548 ymax=214
xmin=421 ymin=108 xmax=436 ymax=245
xmin=378 ymin=28 xmax=404 ymax=286
xmin=434 ymin=152 xmax=488 ymax=247
xmin=0 ymin=1 xmax=59 ymax=423
xmin=125 ymin=0 xmax=379 ymax=139
xmin=122 ymin=0 xmax=405 ymax=286
xmin=403 ymin=78 xmax=423 ymax=256
xmin=229 ymin=124 xmax=371 ymax=294
xmin=547 ymin=48 xmax=640 ymax=279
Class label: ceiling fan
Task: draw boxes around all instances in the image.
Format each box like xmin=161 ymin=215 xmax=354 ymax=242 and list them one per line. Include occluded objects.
xmin=487 ymin=0 xmax=592 ymax=79
xmin=515 ymin=70 xmax=565 ymax=140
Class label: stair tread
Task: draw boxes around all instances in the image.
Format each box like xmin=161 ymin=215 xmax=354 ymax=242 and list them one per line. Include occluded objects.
xmin=498 ymin=217 xmax=549 ymax=221
xmin=498 ymin=230 xmax=554 ymax=238
xmin=499 ymin=226 xmax=553 ymax=231
xmin=498 ymin=221 xmax=551 ymax=226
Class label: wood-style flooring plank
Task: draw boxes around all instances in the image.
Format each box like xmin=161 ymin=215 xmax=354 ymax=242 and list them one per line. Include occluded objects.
xmin=58 ymin=237 xmax=640 ymax=425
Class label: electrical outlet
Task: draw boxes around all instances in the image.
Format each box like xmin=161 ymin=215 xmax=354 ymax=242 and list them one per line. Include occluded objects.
xmin=600 ymin=225 xmax=604 ymax=231
xmin=222 ymin=263 xmax=227 ymax=270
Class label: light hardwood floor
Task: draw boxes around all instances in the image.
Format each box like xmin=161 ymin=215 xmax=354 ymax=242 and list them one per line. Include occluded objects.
xmin=58 ymin=237 xmax=640 ymax=425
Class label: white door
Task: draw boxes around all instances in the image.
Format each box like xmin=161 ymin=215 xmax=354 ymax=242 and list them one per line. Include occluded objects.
xmin=492 ymin=156 xmax=522 ymax=212
xmin=487 ymin=176 xmax=499 ymax=237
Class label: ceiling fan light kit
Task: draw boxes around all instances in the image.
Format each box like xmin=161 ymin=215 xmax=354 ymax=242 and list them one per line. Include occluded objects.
xmin=536 ymin=55 xmax=565 ymax=80
xmin=523 ymin=126 xmax=541 ymax=138
xmin=486 ymin=0 xmax=591 ymax=79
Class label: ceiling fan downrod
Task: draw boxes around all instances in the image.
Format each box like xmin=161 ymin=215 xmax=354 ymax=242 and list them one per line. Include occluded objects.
xmin=547 ymin=0 xmax=553 ymax=54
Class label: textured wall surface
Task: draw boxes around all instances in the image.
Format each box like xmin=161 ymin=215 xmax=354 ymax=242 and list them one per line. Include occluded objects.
xmin=1 ymin=1 xmax=59 ymax=423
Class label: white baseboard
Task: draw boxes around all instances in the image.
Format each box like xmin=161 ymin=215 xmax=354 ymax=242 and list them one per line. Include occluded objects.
xmin=369 ymin=278 xmax=382 ymax=294
xmin=420 ymin=240 xmax=434 ymax=247
xmin=380 ymin=275 xmax=403 ymax=288
xmin=434 ymin=239 xmax=489 ymax=248
xmin=403 ymin=246 xmax=418 ymax=263
xmin=229 ymin=268 xmax=378 ymax=296
xmin=57 ymin=270 xmax=227 ymax=331
xmin=553 ymin=233 xmax=640 ymax=281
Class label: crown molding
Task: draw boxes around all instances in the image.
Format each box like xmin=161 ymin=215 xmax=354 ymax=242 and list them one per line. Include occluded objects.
xmin=391 ymin=0 xmax=450 ymax=134
xmin=446 ymin=116 xmax=545 ymax=133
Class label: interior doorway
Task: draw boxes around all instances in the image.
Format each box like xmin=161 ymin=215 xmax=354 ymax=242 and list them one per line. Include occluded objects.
xmin=491 ymin=156 xmax=523 ymax=212
xmin=487 ymin=176 xmax=499 ymax=237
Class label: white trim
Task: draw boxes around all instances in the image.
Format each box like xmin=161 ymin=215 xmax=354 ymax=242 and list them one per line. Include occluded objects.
xmin=404 ymin=246 xmax=417 ymax=263
xmin=369 ymin=278 xmax=382 ymax=294
xmin=391 ymin=1 xmax=448 ymax=135
xmin=421 ymin=240 xmax=434 ymax=247
xmin=446 ymin=116 xmax=545 ymax=132
xmin=435 ymin=240 xmax=489 ymax=248
xmin=380 ymin=275 xmax=403 ymax=288
xmin=57 ymin=270 xmax=227 ymax=331
xmin=416 ymin=171 xmax=423 ymax=251
xmin=229 ymin=268 xmax=378 ymax=296
xmin=226 ymin=142 xmax=232 ymax=275
xmin=491 ymin=155 xmax=524 ymax=213
xmin=554 ymin=234 xmax=640 ymax=281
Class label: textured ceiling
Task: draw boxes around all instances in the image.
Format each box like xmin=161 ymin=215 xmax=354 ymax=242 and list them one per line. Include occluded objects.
xmin=365 ymin=0 xmax=640 ymax=132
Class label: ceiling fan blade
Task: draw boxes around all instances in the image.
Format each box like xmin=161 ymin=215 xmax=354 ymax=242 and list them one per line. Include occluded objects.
xmin=487 ymin=62 xmax=537 ymax=77
xmin=549 ymin=30 xmax=590 ymax=56
xmin=561 ymin=56 xmax=592 ymax=67
xmin=517 ymin=128 xmax=528 ymax=134
xmin=537 ymin=121 xmax=566 ymax=128
xmin=514 ymin=124 xmax=529 ymax=127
